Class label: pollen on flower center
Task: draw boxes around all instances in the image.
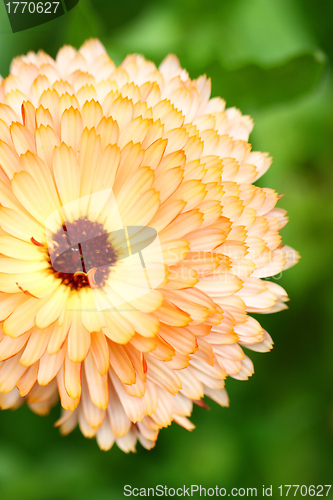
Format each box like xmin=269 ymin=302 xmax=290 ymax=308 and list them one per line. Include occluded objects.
xmin=47 ymin=217 xmax=118 ymax=290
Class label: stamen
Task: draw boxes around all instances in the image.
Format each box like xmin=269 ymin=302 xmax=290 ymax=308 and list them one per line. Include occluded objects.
xmin=31 ymin=237 xmax=44 ymax=247
xmin=142 ymin=354 xmax=147 ymax=374
xmin=16 ymin=282 xmax=39 ymax=298
xmin=87 ymin=267 xmax=99 ymax=289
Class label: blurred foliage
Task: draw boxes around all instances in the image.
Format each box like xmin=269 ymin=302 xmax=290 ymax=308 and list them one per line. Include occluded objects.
xmin=0 ymin=0 xmax=333 ymax=498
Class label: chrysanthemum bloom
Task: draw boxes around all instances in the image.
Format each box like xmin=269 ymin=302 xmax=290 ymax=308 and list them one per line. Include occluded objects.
xmin=0 ymin=39 xmax=298 ymax=452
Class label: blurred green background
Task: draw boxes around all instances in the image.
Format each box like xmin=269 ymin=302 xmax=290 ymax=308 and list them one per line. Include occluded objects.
xmin=0 ymin=0 xmax=332 ymax=498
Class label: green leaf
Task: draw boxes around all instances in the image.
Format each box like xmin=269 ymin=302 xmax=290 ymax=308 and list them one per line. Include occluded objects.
xmin=202 ymin=52 xmax=326 ymax=110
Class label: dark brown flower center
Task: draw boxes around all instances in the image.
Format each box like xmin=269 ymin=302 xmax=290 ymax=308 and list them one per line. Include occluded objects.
xmin=48 ymin=217 xmax=117 ymax=290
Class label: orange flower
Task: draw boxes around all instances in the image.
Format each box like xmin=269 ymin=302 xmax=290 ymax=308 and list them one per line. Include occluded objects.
xmin=0 ymin=39 xmax=298 ymax=452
